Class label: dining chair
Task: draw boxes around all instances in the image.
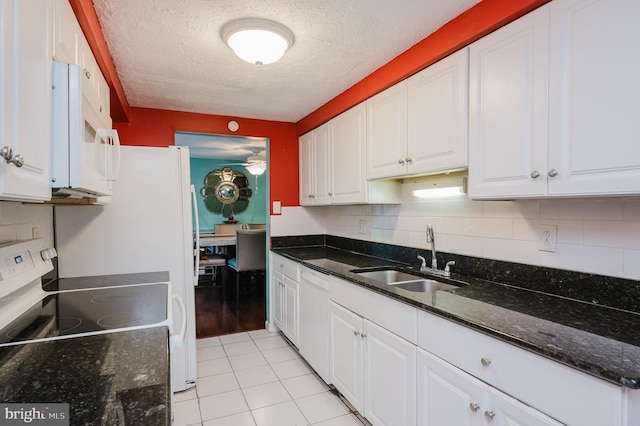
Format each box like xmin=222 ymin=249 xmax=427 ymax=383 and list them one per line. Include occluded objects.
xmin=198 ymin=249 xmax=227 ymax=295
xmin=227 ymin=229 xmax=266 ymax=306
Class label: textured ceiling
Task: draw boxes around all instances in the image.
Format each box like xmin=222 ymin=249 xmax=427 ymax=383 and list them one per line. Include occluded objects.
xmin=92 ymin=0 xmax=481 ymax=123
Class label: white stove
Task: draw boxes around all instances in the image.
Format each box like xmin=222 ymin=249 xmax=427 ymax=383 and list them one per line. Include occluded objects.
xmin=0 ymin=239 xmax=174 ymax=424
xmin=0 ymin=239 xmax=172 ymax=347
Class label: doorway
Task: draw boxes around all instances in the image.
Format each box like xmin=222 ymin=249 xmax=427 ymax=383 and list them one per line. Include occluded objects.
xmin=175 ymin=132 xmax=269 ymax=338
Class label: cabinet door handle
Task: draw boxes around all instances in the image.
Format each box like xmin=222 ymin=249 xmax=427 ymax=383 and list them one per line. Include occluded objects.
xmin=328 ymin=192 xmax=333 ymax=196
xmin=469 ymin=403 xmax=480 ymax=412
xmin=530 ymin=170 xmax=540 ymax=179
xmin=353 ymin=330 xmax=360 ymax=336
xmin=360 ymin=332 xmax=367 ymax=339
xmin=83 ymin=68 xmax=91 ymax=79
xmin=406 ymin=157 xmax=412 ymax=165
xmin=0 ymin=147 xmax=24 ymax=167
xmin=398 ymin=158 xmax=405 ymax=165
xmin=548 ymin=169 xmax=558 ymax=178
xmin=485 ymin=410 xmax=496 ymax=420
xmin=481 ymin=357 xmax=492 ymax=366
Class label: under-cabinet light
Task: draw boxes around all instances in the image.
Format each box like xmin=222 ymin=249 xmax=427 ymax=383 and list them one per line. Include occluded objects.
xmin=410 ymin=175 xmax=467 ymax=199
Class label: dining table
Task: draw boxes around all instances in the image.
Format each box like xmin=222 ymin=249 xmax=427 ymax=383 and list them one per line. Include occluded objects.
xmin=199 ymin=233 xmax=236 ymax=248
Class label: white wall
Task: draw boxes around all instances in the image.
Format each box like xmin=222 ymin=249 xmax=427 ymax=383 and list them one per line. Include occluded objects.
xmin=271 ymin=186 xmax=640 ymax=280
xmin=0 ymin=202 xmax=54 ymax=247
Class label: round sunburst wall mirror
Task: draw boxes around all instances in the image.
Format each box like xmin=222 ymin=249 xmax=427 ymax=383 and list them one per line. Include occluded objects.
xmin=200 ymin=167 xmax=252 ymax=216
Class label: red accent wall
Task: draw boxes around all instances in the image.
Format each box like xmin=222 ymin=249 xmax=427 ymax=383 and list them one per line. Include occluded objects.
xmin=296 ymin=0 xmax=550 ymax=135
xmin=114 ymin=107 xmax=299 ymax=214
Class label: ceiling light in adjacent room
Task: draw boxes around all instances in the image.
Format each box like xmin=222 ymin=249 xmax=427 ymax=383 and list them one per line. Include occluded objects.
xmin=245 ymin=155 xmax=266 ymax=176
xmin=221 ymin=18 xmax=294 ymax=66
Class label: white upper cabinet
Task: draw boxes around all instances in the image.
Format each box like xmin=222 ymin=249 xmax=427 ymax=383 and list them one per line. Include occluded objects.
xmin=53 ymin=0 xmax=110 ymax=127
xmin=366 ymin=81 xmax=408 ymax=179
xmin=0 ymin=0 xmax=52 ymax=202
xmin=469 ymin=0 xmax=640 ymax=199
xmin=329 ymin=103 xmax=368 ymax=204
xmin=299 ymin=103 xmax=401 ymax=206
xmin=52 ymin=0 xmax=76 ymax=64
xmin=547 ymin=0 xmax=640 ymax=196
xmin=299 ymin=123 xmax=330 ymax=205
xmin=367 ymin=49 xmax=469 ymax=180
xmin=407 ymin=48 xmax=469 ymax=176
xmin=468 ymin=5 xmax=550 ymax=199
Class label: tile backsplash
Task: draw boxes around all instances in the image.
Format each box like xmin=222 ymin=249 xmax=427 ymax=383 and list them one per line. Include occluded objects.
xmin=271 ymin=193 xmax=640 ymax=280
xmin=0 ymin=202 xmax=54 ymax=247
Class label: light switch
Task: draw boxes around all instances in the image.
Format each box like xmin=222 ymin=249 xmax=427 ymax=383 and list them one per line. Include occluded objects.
xmin=273 ymin=201 xmax=281 ymax=215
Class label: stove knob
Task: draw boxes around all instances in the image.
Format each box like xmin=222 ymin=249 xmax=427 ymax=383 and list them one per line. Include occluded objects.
xmin=40 ymin=247 xmax=58 ymax=261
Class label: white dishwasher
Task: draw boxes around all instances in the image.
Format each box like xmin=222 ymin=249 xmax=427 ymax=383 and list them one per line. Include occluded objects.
xmin=298 ymin=266 xmax=331 ymax=384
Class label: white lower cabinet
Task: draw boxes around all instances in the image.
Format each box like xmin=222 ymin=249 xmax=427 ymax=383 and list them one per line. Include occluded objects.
xmin=417 ymin=348 xmax=561 ymax=425
xmin=418 ymin=310 xmax=625 ymax=426
xmin=271 ymin=269 xmax=284 ymax=329
xmin=329 ymin=301 xmax=416 ymax=426
xmin=270 ymin=254 xmax=299 ymax=346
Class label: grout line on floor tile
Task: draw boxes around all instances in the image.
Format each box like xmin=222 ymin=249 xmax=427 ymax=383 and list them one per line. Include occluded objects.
xmin=188 ymin=329 xmax=367 ymax=426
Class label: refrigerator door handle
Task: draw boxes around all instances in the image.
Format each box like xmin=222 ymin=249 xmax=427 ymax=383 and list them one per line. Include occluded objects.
xmin=191 ymin=184 xmax=200 ymax=286
xmin=172 ymin=293 xmax=187 ymax=346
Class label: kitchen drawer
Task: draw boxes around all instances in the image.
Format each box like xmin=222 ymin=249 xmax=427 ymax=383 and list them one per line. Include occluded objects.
xmin=271 ymin=253 xmax=299 ymax=281
xmin=417 ymin=310 xmax=623 ymax=426
xmin=329 ymin=276 xmax=417 ymax=344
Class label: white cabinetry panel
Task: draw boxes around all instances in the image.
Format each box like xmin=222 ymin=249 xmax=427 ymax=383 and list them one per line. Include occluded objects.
xmin=468 ymin=5 xmax=549 ymax=199
xmin=547 ymin=0 xmax=640 ymax=196
xmin=0 ymin=0 xmax=52 ymax=201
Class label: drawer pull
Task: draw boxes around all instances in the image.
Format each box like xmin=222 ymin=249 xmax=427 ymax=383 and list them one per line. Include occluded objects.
xmin=481 ymin=357 xmax=492 ymax=366
xmin=469 ymin=403 xmax=480 ymax=412
xmin=485 ymin=410 xmax=496 ymax=420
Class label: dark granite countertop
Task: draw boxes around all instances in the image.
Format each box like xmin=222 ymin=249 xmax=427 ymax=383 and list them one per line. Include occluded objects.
xmin=272 ymin=245 xmax=640 ymax=389
xmin=0 ymin=327 xmax=171 ymax=425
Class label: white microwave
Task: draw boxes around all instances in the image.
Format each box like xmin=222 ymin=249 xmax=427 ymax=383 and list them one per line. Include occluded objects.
xmin=51 ymin=61 xmax=120 ymax=200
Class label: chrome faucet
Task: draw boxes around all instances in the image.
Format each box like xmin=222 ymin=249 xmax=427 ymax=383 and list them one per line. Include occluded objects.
xmin=426 ymin=224 xmax=437 ymax=270
xmin=418 ymin=224 xmax=456 ymax=278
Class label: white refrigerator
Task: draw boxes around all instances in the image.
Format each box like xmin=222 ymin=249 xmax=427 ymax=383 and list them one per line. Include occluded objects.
xmin=54 ymin=145 xmax=198 ymax=393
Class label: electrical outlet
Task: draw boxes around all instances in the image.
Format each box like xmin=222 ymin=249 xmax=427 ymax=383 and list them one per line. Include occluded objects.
xmin=272 ymin=201 xmax=281 ymax=215
xmin=358 ymin=220 xmax=367 ymax=234
xmin=539 ymin=225 xmax=557 ymax=252
xmin=32 ymin=227 xmax=40 ymax=239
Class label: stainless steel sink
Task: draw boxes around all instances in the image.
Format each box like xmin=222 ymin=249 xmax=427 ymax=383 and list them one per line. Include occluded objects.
xmin=389 ymin=279 xmax=458 ymax=292
xmin=353 ymin=269 xmax=424 ymax=284
xmin=351 ymin=268 xmax=460 ymax=293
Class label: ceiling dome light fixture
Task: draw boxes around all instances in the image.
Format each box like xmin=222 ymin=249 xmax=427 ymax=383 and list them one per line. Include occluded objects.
xmin=221 ymin=18 xmax=294 ymax=66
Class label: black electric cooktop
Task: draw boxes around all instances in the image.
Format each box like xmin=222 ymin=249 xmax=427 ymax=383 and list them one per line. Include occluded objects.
xmin=0 ymin=283 xmax=168 ymax=346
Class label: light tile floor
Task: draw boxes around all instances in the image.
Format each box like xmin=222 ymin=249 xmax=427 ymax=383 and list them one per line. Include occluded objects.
xmin=172 ymin=329 xmax=365 ymax=426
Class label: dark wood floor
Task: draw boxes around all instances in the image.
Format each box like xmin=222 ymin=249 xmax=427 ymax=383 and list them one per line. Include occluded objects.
xmin=194 ymin=270 xmax=266 ymax=339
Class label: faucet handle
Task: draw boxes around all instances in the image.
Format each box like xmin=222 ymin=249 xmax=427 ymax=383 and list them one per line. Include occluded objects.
xmin=417 ymin=255 xmax=427 ymax=271
xmin=444 ymin=261 xmax=455 ymax=277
